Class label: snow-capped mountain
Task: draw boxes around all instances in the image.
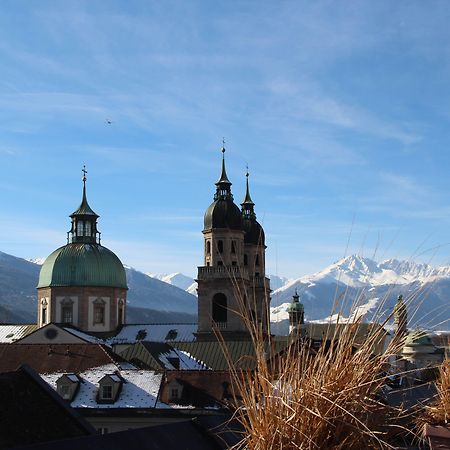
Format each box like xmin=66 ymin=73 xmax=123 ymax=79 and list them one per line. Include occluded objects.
xmin=270 ymin=254 xmax=450 ymax=334
xmin=147 ymin=272 xmax=195 ymax=291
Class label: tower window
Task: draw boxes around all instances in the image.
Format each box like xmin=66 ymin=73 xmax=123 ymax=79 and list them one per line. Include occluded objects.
xmin=212 ymin=293 xmax=227 ymax=323
xmin=255 ymin=254 xmax=260 ymax=266
xmin=217 ymin=240 xmax=224 ymax=254
xmin=244 ymin=254 xmax=248 ymax=266
xmin=42 ymin=308 xmax=47 ymax=325
xmin=231 ymin=241 xmax=236 ymax=254
xmin=206 ymin=241 xmax=211 ymax=254
xmin=85 ymin=221 xmax=91 ymax=237
xmin=77 ymin=221 xmax=84 ymax=236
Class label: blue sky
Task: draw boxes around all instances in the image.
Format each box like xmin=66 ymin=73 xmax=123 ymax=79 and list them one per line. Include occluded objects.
xmin=1 ymin=0 xmax=450 ymax=278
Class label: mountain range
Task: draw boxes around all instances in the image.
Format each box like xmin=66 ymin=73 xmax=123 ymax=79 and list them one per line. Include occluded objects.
xmin=0 ymin=250 xmax=197 ymax=324
xmin=0 ymin=251 xmax=448 ymax=333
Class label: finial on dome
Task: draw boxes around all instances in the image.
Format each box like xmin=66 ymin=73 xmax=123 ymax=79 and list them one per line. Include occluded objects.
xmin=82 ymin=165 xmax=87 ymax=185
xmin=215 ymin=139 xmax=232 ymax=198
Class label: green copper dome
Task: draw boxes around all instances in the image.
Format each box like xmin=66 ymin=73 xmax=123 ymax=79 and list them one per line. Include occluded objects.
xmin=287 ymin=300 xmax=304 ymax=313
xmin=38 ymin=243 xmax=127 ymax=289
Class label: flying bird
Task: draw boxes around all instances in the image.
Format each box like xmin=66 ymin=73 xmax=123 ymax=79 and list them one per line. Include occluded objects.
xmin=105 ymin=119 xmax=113 ymax=125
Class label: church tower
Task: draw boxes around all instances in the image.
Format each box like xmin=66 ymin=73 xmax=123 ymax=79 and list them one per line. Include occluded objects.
xmin=288 ymin=289 xmax=305 ymax=336
xmin=196 ymin=145 xmax=271 ymax=340
xmin=37 ymin=168 xmax=128 ymax=334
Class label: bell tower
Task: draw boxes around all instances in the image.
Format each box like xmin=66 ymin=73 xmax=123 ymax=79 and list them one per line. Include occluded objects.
xmin=196 ymin=145 xmax=270 ymax=340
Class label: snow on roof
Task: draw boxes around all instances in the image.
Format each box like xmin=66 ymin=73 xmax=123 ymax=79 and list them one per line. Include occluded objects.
xmin=107 ymin=323 xmax=197 ymax=344
xmin=63 ymin=327 xmax=106 ymax=345
xmin=65 ymin=374 xmax=79 ymax=383
xmin=42 ymin=364 xmax=170 ymax=409
xmin=0 ymin=325 xmax=38 ymax=343
xmin=159 ymin=348 xmax=209 ymax=370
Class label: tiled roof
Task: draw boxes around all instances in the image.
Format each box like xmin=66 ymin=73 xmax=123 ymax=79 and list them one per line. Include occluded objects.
xmin=0 ymin=324 xmax=38 ymax=343
xmin=42 ymin=365 xmax=168 ymax=409
xmin=173 ymin=340 xmax=289 ymax=371
xmin=120 ymin=341 xmax=209 ymax=370
xmin=108 ymin=323 xmax=197 ymax=344
xmin=0 ymin=343 xmax=127 ymax=374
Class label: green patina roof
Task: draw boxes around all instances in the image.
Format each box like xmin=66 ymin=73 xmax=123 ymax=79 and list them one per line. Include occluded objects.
xmin=38 ymin=243 xmax=127 ymax=289
xmin=287 ymin=301 xmax=304 ymax=313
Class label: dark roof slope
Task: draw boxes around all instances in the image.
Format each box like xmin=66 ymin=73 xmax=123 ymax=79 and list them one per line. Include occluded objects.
xmin=0 ymin=344 xmax=124 ymax=374
xmin=0 ymin=365 xmax=94 ymax=449
xmin=16 ymin=420 xmax=227 ymax=450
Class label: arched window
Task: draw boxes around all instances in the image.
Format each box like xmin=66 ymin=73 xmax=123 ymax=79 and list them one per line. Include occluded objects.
xmin=217 ymin=240 xmax=224 ymax=254
xmin=255 ymin=254 xmax=260 ymax=266
xmin=244 ymin=254 xmax=248 ymax=266
xmin=212 ymin=293 xmax=227 ymax=323
xmin=231 ymin=241 xmax=236 ymax=254
xmin=206 ymin=241 xmax=211 ymax=254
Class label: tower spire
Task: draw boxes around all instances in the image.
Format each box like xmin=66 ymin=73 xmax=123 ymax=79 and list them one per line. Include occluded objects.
xmin=214 ymin=140 xmax=233 ymax=201
xmin=241 ymin=166 xmax=256 ymax=220
xmin=68 ymin=166 xmax=100 ymax=244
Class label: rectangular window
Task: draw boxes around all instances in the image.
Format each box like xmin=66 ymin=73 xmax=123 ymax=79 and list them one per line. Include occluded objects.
xmin=171 ymin=388 xmax=179 ymax=399
xmin=60 ymin=384 xmax=71 ymax=400
xmin=94 ymin=306 xmax=105 ymax=324
xmin=77 ymin=221 xmax=84 ymax=237
xmin=101 ymin=385 xmax=113 ymax=399
xmin=62 ymin=306 xmax=73 ymax=324
xmin=42 ymin=308 xmax=47 ymax=324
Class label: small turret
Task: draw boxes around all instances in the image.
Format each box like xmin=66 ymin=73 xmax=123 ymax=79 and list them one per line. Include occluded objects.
xmin=287 ymin=289 xmax=304 ymax=336
xmin=68 ymin=166 xmax=100 ymax=244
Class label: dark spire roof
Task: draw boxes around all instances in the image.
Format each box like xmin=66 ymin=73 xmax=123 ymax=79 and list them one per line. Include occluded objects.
xmin=241 ymin=168 xmax=256 ymax=221
xmin=70 ymin=166 xmax=99 ymax=218
xmin=214 ymin=142 xmax=233 ymax=201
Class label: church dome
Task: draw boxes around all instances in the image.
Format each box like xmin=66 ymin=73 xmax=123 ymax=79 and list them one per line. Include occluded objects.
xmin=38 ymin=243 xmax=127 ymax=289
xmin=243 ymin=218 xmax=265 ymax=245
xmin=204 ymin=199 xmax=243 ymax=231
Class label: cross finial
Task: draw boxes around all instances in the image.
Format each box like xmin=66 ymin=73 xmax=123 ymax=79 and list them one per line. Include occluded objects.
xmin=82 ymin=165 xmax=87 ymax=184
xmin=246 ymin=163 xmax=249 ymax=178
xmin=221 ymin=137 xmax=225 ymax=154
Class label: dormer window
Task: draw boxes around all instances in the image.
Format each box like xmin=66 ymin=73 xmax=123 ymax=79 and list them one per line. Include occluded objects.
xmin=56 ymin=374 xmax=80 ymax=401
xmin=98 ymin=374 xmax=122 ymax=404
xmin=167 ymin=380 xmax=183 ymax=403
xmin=101 ymin=385 xmax=113 ymax=400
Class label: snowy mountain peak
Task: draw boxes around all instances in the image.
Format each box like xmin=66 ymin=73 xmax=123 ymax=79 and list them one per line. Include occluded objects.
xmin=146 ymin=272 xmax=195 ymax=291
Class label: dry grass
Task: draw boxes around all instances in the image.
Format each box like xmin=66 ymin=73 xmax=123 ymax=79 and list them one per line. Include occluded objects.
xmin=420 ymin=356 xmax=450 ymax=427
xmin=219 ymin=273 xmax=410 ymax=450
